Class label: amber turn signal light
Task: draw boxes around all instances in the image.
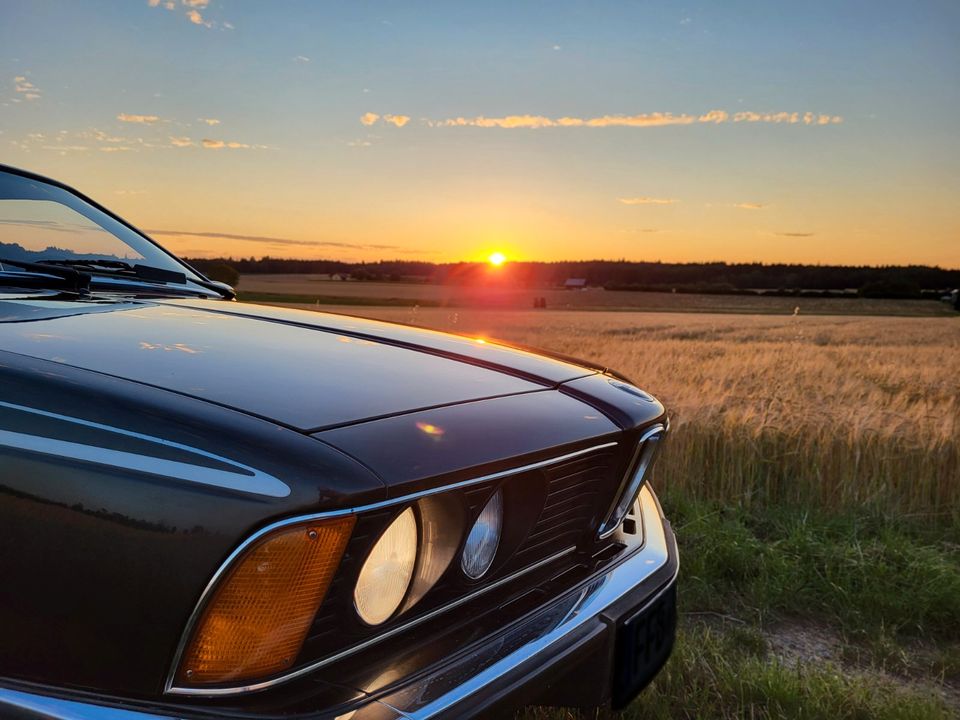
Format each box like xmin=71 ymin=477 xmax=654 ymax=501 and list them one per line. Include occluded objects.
xmin=176 ymin=515 xmax=355 ymax=686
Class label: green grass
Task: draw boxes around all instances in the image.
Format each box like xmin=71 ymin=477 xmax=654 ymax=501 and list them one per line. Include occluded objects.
xmin=631 ymin=623 xmax=952 ymax=720
xmin=519 ymin=497 xmax=960 ymax=719
xmin=664 ymin=493 xmax=960 ymax=640
xmin=520 ymin=624 xmax=955 ymax=720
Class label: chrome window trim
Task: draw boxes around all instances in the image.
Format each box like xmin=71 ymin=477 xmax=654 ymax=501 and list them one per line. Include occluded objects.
xmin=165 ymin=441 xmax=617 ymax=697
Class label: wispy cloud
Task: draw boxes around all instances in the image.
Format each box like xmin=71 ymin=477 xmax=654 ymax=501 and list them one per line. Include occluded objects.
xmin=201 ymin=138 xmax=253 ymax=149
xmin=382 ymin=114 xmax=410 ymax=127
xmin=198 ymin=117 xmax=220 ymax=126
xmin=733 ymin=202 xmax=765 ymax=210
xmin=117 ymin=113 xmax=161 ymax=124
xmin=144 ymin=228 xmax=407 ymax=251
xmin=147 ymin=0 xmax=219 ymax=29
xmin=776 ymin=231 xmax=815 ymax=237
xmin=379 ymin=109 xmax=844 ymax=130
xmin=40 ymin=145 xmax=88 ymax=154
xmin=618 ymin=197 xmax=678 ymax=205
xmin=13 ymin=75 xmax=41 ymax=101
xmin=185 ymin=9 xmax=212 ymax=27
xmin=293 ymin=55 xmax=311 ymax=63
xmin=10 ymin=124 xmax=264 ymax=154
xmin=433 ymin=113 xmax=699 ymax=128
xmin=733 ymin=111 xmax=841 ymax=125
xmin=361 ymin=112 xmax=411 ymax=127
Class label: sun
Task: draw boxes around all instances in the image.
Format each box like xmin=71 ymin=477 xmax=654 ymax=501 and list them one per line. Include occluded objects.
xmin=488 ymin=251 xmax=507 ymax=267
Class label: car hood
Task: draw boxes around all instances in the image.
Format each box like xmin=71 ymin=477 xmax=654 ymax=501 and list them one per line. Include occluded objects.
xmin=0 ymin=298 xmax=595 ymax=430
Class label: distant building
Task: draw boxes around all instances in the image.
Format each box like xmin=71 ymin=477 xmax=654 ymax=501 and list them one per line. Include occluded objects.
xmin=564 ymin=278 xmax=587 ymax=289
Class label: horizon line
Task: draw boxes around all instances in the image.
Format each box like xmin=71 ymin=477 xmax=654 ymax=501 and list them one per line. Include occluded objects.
xmin=182 ymin=256 xmax=960 ymax=272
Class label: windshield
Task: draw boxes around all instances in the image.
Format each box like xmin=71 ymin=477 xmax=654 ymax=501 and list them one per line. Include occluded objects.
xmin=0 ymin=169 xmax=199 ymax=280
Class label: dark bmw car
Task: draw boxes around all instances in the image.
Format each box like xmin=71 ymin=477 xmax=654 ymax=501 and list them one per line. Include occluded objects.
xmin=0 ymin=164 xmax=677 ymax=719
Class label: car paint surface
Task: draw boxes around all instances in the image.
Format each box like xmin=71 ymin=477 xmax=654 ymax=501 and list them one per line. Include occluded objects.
xmin=0 ymin=299 xmax=570 ymax=430
xmin=164 ymin=299 xmax=600 ymax=385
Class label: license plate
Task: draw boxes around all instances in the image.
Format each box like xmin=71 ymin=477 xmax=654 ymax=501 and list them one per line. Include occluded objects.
xmin=612 ymin=584 xmax=677 ymax=709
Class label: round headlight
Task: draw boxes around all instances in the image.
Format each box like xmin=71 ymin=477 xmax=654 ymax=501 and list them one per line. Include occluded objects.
xmin=461 ymin=489 xmax=503 ymax=579
xmin=354 ymin=507 xmax=418 ymax=625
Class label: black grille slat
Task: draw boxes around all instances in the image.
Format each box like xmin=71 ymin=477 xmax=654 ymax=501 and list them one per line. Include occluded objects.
xmin=529 ymin=505 xmax=596 ymax=534
xmin=525 ymin=512 xmax=594 ymax=542
xmin=542 ymin=479 xmax=605 ymax=505
xmin=540 ymin=489 xmax=601 ymax=517
xmin=500 ymin=448 xmax=620 ymax=575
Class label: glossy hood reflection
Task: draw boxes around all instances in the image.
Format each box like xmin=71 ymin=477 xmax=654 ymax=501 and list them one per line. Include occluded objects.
xmin=0 ymin=300 xmax=565 ymax=430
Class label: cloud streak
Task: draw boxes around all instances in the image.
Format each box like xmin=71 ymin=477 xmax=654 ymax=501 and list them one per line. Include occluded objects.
xmin=776 ymin=232 xmax=815 ymax=237
xmin=734 ymin=202 xmax=765 ymax=210
xmin=364 ymin=109 xmax=844 ymax=129
xmin=360 ymin=112 xmax=411 ymax=127
xmin=144 ymin=229 xmax=406 ymax=251
xmin=618 ymin=197 xmax=678 ymax=205
xmin=117 ymin=113 xmax=161 ymax=124
xmin=13 ymin=75 xmax=41 ymax=101
xmin=201 ymin=138 xmax=254 ymax=149
xmin=383 ymin=114 xmax=410 ymax=127
xmin=147 ymin=0 xmax=218 ymax=29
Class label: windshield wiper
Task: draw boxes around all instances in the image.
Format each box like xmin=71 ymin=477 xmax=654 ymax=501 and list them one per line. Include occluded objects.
xmin=40 ymin=258 xmax=235 ymax=299
xmin=39 ymin=258 xmax=188 ymax=284
xmin=0 ymin=257 xmax=90 ymax=292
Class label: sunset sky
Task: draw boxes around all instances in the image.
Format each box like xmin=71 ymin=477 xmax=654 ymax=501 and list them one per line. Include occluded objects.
xmin=1 ymin=1 xmax=958 ymax=267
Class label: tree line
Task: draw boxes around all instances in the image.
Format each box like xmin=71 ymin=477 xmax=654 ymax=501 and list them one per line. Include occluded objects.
xmin=185 ymin=257 xmax=960 ymax=299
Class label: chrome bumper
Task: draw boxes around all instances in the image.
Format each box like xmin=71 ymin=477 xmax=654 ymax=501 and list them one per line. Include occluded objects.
xmin=0 ymin=486 xmax=677 ymax=720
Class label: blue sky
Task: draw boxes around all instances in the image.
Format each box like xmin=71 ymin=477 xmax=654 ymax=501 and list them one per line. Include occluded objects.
xmin=2 ymin=1 xmax=958 ymax=266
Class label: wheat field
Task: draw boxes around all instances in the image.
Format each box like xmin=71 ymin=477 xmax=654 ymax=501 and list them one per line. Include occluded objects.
xmin=291 ymin=306 xmax=960 ymax=516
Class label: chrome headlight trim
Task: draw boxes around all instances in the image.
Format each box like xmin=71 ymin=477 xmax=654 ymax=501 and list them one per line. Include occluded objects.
xmin=597 ymin=424 xmax=665 ymax=539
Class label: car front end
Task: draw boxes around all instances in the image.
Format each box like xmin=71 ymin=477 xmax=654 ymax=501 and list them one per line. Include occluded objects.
xmin=0 ymin=164 xmax=677 ymax=719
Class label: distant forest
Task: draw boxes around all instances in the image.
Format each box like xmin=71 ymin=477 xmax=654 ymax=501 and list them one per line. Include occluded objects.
xmin=185 ymin=257 xmax=960 ymax=300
